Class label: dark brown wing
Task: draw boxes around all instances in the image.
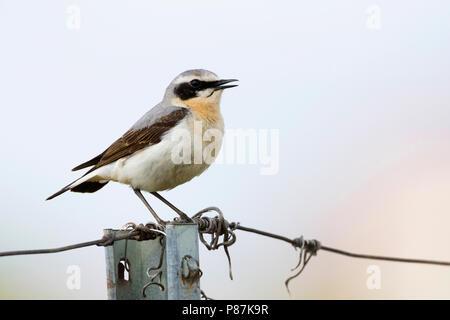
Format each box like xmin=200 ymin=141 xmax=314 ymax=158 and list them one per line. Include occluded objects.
xmin=84 ymin=108 xmax=189 ymax=174
xmin=72 ymin=153 xmax=105 ymax=171
xmin=46 ymin=107 xmax=189 ymax=201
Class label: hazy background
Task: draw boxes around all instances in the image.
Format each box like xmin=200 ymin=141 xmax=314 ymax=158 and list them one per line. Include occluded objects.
xmin=1 ymin=0 xmax=449 ymax=299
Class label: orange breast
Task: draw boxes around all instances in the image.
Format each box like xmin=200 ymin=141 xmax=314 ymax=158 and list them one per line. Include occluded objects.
xmin=173 ymin=97 xmax=222 ymax=125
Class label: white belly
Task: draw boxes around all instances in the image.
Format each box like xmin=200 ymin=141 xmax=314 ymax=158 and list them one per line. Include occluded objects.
xmin=104 ymin=117 xmax=223 ymax=192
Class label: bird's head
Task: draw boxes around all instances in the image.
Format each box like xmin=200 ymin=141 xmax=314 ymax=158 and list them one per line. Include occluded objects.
xmin=164 ymin=69 xmax=238 ymax=112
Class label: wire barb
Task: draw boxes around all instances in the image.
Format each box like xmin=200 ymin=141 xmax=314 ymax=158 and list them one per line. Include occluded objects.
xmin=181 ymin=255 xmax=203 ymax=289
xmin=200 ymin=289 xmax=214 ymax=300
xmin=285 ymin=238 xmax=321 ymax=293
xmin=192 ymin=207 xmax=237 ymax=280
xmin=142 ymin=237 xmax=166 ymax=297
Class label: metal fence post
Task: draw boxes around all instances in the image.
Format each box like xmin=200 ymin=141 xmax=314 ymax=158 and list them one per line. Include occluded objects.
xmin=104 ymin=223 xmax=200 ymax=300
xmin=165 ymin=223 xmax=201 ymax=300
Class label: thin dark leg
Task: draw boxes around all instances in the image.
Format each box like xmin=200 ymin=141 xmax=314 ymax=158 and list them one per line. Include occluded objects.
xmin=150 ymin=192 xmax=193 ymax=222
xmin=133 ymin=189 xmax=166 ymax=225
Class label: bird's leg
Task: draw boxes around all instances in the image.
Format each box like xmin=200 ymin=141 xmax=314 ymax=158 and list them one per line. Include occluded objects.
xmin=133 ymin=189 xmax=167 ymax=226
xmin=150 ymin=192 xmax=193 ymax=222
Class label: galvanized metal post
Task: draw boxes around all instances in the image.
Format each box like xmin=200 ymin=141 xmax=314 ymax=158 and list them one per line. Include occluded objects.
xmin=166 ymin=223 xmax=201 ymax=300
xmin=104 ymin=223 xmax=200 ymax=300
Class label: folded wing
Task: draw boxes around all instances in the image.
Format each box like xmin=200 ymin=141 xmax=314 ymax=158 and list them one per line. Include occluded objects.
xmin=46 ymin=106 xmax=190 ymax=200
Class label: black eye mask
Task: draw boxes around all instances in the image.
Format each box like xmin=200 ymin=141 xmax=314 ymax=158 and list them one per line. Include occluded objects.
xmin=174 ymin=79 xmax=238 ymax=100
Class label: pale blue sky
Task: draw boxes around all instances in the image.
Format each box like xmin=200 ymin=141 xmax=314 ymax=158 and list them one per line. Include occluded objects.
xmin=0 ymin=0 xmax=449 ymax=299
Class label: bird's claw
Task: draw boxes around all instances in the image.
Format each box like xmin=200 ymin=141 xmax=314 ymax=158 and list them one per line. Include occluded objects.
xmin=173 ymin=213 xmax=194 ymax=224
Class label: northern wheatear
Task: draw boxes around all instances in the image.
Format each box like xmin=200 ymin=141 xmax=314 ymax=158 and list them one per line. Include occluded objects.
xmin=47 ymin=69 xmax=238 ymax=224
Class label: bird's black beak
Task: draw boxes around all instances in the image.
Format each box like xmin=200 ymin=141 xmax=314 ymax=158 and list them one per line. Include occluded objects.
xmin=209 ymin=79 xmax=239 ymax=90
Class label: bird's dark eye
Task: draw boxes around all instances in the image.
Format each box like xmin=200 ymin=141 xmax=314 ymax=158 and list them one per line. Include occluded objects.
xmin=190 ymin=79 xmax=201 ymax=88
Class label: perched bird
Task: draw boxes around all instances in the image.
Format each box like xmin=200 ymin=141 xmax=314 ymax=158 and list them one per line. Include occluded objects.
xmin=46 ymin=69 xmax=238 ymax=224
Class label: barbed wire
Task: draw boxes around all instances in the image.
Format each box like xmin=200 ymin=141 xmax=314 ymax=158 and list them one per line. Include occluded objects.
xmin=1 ymin=209 xmax=449 ymax=293
xmin=233 ymin=224 xmax=450 ymax=265
xmin=0 ymin=223 xmax=165 ymax=257
xmin=187 ymin=207 xmax=450 ymax=292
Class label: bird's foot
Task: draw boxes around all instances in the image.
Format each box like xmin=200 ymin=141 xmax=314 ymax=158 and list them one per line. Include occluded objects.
xmin=172 ymin=212 xmax=194 ymax=224
xmin=155 ymin=218 xmax=169 ymax=226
